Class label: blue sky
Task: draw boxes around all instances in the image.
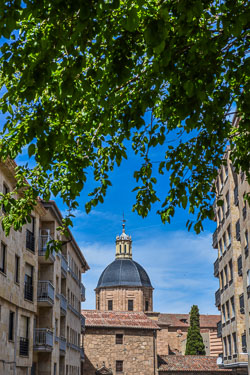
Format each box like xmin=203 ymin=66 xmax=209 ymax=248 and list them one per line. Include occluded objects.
xmin=14 ymin=137 xmax=219 ymax=315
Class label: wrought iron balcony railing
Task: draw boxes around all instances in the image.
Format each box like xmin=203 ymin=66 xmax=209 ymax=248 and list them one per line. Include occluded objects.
xmin=60 ymin=294 xmax=67 ymax=315
xmin=214 ymin=259 xmax=219 ymax=277
xmin=212 ymin=229 xmax=218 ymax=249
xmin=81 ymin=283 xmax=86 ymax=302
xmin=217 ymin=321 xmax=222 ymax=338
xmin=20 ymin=337 xmax=29 ymax=356
xmin=61 ymin=254 xmax=68 ymax=276
xmin=37 ymin=281 xmax=54 ymax=305
xmin=215 ymin=289 xmax=221 ymax=307
xmin=34 ymin=328 xmax=53 ymax=351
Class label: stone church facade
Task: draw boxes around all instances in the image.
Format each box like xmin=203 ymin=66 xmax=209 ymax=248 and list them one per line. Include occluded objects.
xmin=82 ymin=224 xmax=226 ymax=375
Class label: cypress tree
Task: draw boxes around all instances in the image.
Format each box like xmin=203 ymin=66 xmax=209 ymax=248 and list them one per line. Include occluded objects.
xmin=185 ymin=305 xmax=206 ymax=355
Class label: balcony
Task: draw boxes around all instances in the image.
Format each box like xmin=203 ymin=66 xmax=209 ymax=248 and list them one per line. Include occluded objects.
xmin=34 ymin=329 xmax=53 ymax=351
xmin=37 ymin=281 xmax=54 ymax=306
xmin=68 ymin=303 xmax=80 ymax=317
xmin=26 ymin=229 xmax=35 ymax=252
xmin=81 ymin=315 xmax=85 ymax=333
xmin=213 ymin=229 xmax=218 ymax=249
xmin=38 ymin=235 xmax=55 ymax=263
xmin=60 ymin=294 xmax=67 ymax=316
xmin=214 ymin=259 xmax=219 ymax=277
xmin=59 ymin=336 xmax=66 ymax=354
xmin=215 ymin=289 xmax=221 ymax=307
xmin=217 ymin=321 xmax=222 ymax=338
xmin=81 ymin=283 xmax=86 ymax=302
xmin=61 ymin=254 xmax=68 ymax=277
xmin=24 ymin=282 xmax=33 ymax=302
xmin=20 ymin=337 xmax=29 ymax=356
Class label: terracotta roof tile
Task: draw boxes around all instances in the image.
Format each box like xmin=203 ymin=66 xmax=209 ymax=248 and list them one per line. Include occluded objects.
xmin=158 ymin=314 xmax=220 ymax=328
xmin=158 ymin=355 xmax=232 ymax=372
xmin=82 ymin=310 xmax=160 ymax=330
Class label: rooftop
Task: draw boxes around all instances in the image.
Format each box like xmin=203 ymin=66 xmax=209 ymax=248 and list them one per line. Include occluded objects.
xmin=158 ymin=355 xmax=232 ymax=372
xmin=82 ymin=310 xmax=160 ymax=330
xmin=158 ymin=313 xmax=220 ymax=328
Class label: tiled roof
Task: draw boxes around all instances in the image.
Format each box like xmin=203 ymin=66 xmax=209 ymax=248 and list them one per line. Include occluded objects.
xmin=158 ymin=314 xmax=220 ymax=328
xmin=158 ymin=355 xmax=232 ymax=372
xmin=82 ymin=310 xmax=160 ymax=330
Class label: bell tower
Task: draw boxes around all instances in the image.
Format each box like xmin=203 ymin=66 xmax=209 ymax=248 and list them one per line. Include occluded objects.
xmin=115 ymin=219 xmax=132 ymax=259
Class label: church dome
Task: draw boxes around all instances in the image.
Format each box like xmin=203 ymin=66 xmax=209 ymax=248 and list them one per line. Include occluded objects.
xmin=96 ymin=258 xmax=152 ymax=289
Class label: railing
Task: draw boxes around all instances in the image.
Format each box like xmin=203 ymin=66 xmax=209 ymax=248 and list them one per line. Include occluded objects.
xmin=38 ymin=235 xmax=55 ymax=260
xmin=212 ymin=229 xmax=218 ymax=249
xmin=26 ymin=229 xmax=35 ymax=252
xmin=237 ymin=256 xmax=242 ymax=276
xmin=59 ymin=336 xmax=66 ymax=352
xmin=34 ymin=329 xmax=53 ymax=350
xmin=236 ymin=220 xmax=240 ymax=241
xmin=215 ymin=289 xmax=221 ymax=307
xmin=234 ymin=186 xmax=239 ymax=206
xmin=60 ymin=294 xmax=67 ymax=314
xmin=24 ymin=282 xmax=33 ymax=301
xmin=214 ymin=259 xmax=219 ymax=277
xmin=61 ymin=254 xmax=68 ymax=275
xmin=217 ymin=321 xmax=222 ymax=338
xmin=37 ymin=281 xmax=54 ymax=304
xmin=81 ymin=283 xmax=86 ymax=301
xmin=20 ymin=337 xmax=29 ymax=356
xmin=68 ymin=303 xmax=80 ymax=317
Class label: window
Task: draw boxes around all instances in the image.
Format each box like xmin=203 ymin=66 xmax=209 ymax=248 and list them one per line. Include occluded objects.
xmin=245 ymin=230 xmax=249 ymax=248
xmin=247 ymin=270 xmax=250 ymax=287
xmin=2 ymin=183 xmax=9 ymax=213
xmin=242 ymin=333 xmax=247 ymax=352
xmin=124 ymin=245 xmax=126 ymax=254
xmin=239 ymin=294 xmax=244 ymax=313
xmin=119 ymin=245 xmax=121 ymax=253
xmin=226 ymin=191 xmax=230 ymax=213
xmin=24 ymin=263 xmax=33 ymax=302
xmin=225 ymin=165 xmax=228 ymax=180
xmin=0 ymin=305 xmax=1 ymax=321
xmin=223 ymin=337 xmax=227 ymax=357
xmin=228 ymin=335 xmax=231 ymax=356
xmin=220 ymin=271 xmax=224 ymax=289
xmin=232 ymin=332 xmax=237 ymax=354
xmin=116 ymin=334 xmax=123 ymax=344
xmin=227 ymin=226 xmax=231 ymax=247
xmin=145 ymin=300 xmax=149 ymax=312
xmin=231 ymin=297 xmax=235 ymax=318
xmin=0 ymin=242 xmax=6 ymax=274
xmin=219 ymin=240 xmax=223 ymax=256
xmin=8 ymin=311 xmax=15 ymax=341
xmin=128 ymin=300 xmax=133 ymax=311
xmin=55 ymin=318 xmax=58 ymax=336
xmin=116 ymin=361 xmax=123 ymax=372
xmin=223 ymin=233 xmax=227 ymax=252
xmin=222 ymin=202 xmax=225 ymax=218
xmin=222 ymin=305 xmax=226 ymax=323
xmin=224 ymin=265 xmax=228 ymax=286
xmin=218 ymin=209 xmax=221 ymax=223
xmin=108 ymin=300 xmax=113 ymax=311
xmin=220 ymin=170 xmax=223 ymax=188
xmin=226 ymin=301 xmax=230 ymax=321
xmin=15 ymin=255 xmax=20 ymax=284
xmin=229 ymin=259 xmax=233 ymax=282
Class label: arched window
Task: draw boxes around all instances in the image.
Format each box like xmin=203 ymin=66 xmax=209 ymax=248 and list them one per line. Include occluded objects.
xmin=119 ymin=245 xmax=122 ymax=253
xmin=124 ymin=244 xmax=126 ymax=253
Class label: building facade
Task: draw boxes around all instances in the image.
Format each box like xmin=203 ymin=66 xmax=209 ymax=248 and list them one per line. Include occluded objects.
xmin=0 ymin=160 xmax=89 ymax=375
xmin=213 ymin=145 xmax=250 ymax=373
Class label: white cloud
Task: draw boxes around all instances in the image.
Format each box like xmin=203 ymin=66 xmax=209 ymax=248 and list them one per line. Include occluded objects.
xmin=81 ymin=229 xmax=219 ymax=315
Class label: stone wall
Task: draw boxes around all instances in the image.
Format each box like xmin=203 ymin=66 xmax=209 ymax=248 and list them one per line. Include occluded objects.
xmin=83 ymin=327 xmax=157 ymax=375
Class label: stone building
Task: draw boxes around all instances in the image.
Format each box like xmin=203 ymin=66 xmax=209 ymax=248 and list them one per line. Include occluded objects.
xmin=212 ymin=140 xmax=250 ymax=373
xmin=0 ymin=160 xmax=89 ymax=375
xmin=82 ymin=223 xmax=224 ymax=374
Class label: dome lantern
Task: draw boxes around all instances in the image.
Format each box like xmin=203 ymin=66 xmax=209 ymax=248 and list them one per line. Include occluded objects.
xmin=115 ymin=219 xmax=132 ymax=259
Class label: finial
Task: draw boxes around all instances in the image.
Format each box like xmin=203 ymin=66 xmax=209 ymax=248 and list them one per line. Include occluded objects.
xmin=122 ymin=212 xmax=126 ymax=233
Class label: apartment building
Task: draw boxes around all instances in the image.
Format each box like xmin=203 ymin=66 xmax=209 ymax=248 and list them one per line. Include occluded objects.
xmin=213 ymin=146 xmax=249 ymax=373
xmin=0 ymin=160 xmax=89 ymax=375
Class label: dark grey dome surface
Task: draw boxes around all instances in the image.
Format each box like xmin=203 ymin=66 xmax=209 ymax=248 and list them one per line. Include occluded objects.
xmin=96 ymin=259 xmax=152 ymax=289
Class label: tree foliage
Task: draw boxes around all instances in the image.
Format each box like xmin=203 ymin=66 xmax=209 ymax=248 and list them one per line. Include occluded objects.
xmin=185 ymin=305 xmax=206 ymax=355
xmin=0 ymin=0 xmax=249 ymax=235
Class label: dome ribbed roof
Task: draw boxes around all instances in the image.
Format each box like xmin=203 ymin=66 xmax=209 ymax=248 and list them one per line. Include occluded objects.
xmin=96 ymin=259 xmax=152 ymax=289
